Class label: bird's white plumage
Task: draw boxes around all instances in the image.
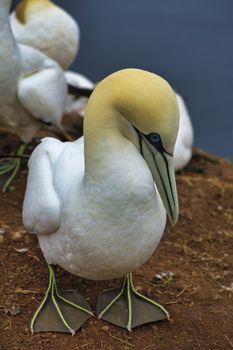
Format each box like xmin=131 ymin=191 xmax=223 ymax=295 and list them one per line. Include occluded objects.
xmin=18 ymin=60 xmax=67 ymax=125
xmin=174 ymin=94 xmax=194 ymax=171
xmin=23 ymin=68 xmax=180 ymax=283
xmin=0 ymin=0 xmax=67 ymax=142
xmin=23 ymin=138 xmax=64 ymax=235
xmin=10 ymin=1 xmax=80 ymax=69
xmin=23 ymin=134 xmax=166 ymax=281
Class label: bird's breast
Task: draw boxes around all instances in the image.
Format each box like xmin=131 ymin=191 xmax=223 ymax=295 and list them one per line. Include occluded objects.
xmin=39 ymin=147 xmax=167 ymax=280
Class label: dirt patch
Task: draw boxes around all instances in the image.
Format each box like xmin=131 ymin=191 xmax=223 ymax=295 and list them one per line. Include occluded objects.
xmin=0 ymin=132 xmax=233 ymax=350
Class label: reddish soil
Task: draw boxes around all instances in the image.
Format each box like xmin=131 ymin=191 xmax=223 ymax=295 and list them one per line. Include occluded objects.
xmin=0 ymin=132 xmax=233 ymax=350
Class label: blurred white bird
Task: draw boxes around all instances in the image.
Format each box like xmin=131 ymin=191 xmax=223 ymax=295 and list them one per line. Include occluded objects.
xmin=11 ymin=0 xmax=95 ymax=126
xmin=0 ymin=0 xmax=67 ymax=191
xmin=23 ymin=69 xmax=179 ymax=334
xmin=10 ymin=0 xmax=80 ymax=69
xmin=174 ymin=94 xmax=194 ymax=171
xmin=65 ymin=71 xmax=94 ymax=117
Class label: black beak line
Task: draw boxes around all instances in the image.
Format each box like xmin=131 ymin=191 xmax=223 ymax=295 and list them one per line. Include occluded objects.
xmin=152 ymin=152 xmax=173 ymax=215
xmin=159 ymin=151 xmax=175 ymax=206
xmin=134 ymin=127 xmax=175 ymax=210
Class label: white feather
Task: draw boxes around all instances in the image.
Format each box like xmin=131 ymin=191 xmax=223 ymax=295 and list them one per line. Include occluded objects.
xmin=18 ymin=59 xmax=67 ymax=126
xmin=23 ymin=138 xmax=64 ymax=235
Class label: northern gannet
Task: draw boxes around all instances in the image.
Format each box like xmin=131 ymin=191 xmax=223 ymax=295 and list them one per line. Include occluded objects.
xmin=10 ymin=0 xmax=80 ymax=70
xmin=0 ymin=0 xmax=67 ymax=191
xmin=23 ymin=68 xmax=179 ymax=334
xmin=174 ymin=94 xmax=193 ymax=171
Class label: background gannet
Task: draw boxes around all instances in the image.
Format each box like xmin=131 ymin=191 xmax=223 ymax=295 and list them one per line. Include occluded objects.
xmin=23 ymin=68 xmax=179 ymax=334
xmin=65 ymin=71 xmax=95 ymax=116
xmin=174 ymin=94 xmax=194 ymax=171
xmin=10 ymin=0 xmax=80 ymax=69
xmin=0 ymin=0 xmax=67 ymax=191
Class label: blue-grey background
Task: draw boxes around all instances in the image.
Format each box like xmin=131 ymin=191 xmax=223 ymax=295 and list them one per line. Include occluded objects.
xmin=12 ymin=0 xmax=233 ymax=157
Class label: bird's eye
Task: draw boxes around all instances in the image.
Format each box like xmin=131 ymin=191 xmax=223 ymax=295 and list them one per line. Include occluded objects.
xmin=142 ymin=131 xmax=172 ymax=156
xmin=147 ymin=133 xmax=161 ymax=144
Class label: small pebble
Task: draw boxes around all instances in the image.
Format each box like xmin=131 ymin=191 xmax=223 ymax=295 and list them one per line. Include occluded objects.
xmin=12 ymin=232 xmax=22 ymax=241
xmin=4 ymin=305 xmax=21 ymax=316
xmin=101 ymin=326 xmax=109 ymax=332
xmin=13 ymin=247 xmax=29 ymax=254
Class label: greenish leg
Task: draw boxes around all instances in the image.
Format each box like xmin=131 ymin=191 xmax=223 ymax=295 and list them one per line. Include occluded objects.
xmin=126 ymin=274 xmax=133 ymax=331
xmin=0 ymin=143 xmax=27 ymax=192
xmin=97 ymin=273 xmax=169 ymax=331
xmin=30 ymin=265 xmax=93 ymax=335
xmin=31 ymin=265 xmax=54 ymax=334
xmin=0 ymin=161 xmax=16 ymax=175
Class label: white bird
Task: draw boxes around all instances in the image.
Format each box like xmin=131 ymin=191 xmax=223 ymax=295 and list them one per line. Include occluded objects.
xmin=0 ymin=0 xmax=67 ymax=192
xmin=10 ymin=0 xmax=80 ymax=70
xmin=23 ymin=68 xmax=180 ymax=334
xmin=10 ymin=0 xmax=92 ymax=122
xmin=174 ymin=94 xmax=194 ymax=171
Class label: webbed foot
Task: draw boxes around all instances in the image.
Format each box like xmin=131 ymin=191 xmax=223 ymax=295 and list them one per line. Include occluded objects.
xmin=97 ymin=273 xmax=169 ymax=331
xmin=31 ymin=265 xmax=93 ymax=335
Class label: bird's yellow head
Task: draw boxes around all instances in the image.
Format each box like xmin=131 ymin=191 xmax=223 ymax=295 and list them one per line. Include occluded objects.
xmin=15 ymin=0 xmax=55 ymax=23
xmin=86 ymin=69 xmax=180 ymax=225
xmin=103 ymin=69 xmax=179 ymax=155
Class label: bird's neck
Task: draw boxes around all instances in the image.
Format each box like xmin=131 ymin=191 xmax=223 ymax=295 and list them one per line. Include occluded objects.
xmin=82 ymin=96 xmax=157 ymax=214
xmin=16 ymin=0 xmax=54 ymax=23
xmin=83 ymin=94 xmax=139 ymax=181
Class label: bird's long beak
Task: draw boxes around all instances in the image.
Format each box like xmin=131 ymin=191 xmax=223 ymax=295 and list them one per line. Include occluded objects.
xmin=139 ymin=134 xmax=179 ymax=225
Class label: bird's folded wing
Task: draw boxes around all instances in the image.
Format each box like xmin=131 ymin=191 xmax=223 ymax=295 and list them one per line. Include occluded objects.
xmin=18 ymin=60 xmax=67 ymax=126
xmin=23 ymin=138 xmax=64 ymax=235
